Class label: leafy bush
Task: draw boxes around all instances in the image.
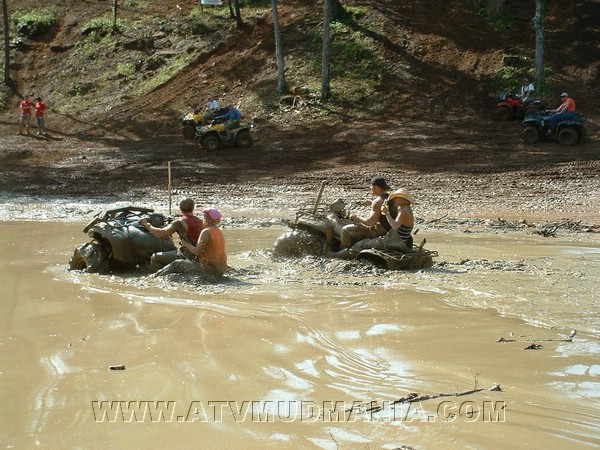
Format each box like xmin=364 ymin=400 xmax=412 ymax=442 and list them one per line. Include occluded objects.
xmin=82 ymin=16 xmax=127 ymax=36
xmin=12 ymin=9 xmax=57 ymax=37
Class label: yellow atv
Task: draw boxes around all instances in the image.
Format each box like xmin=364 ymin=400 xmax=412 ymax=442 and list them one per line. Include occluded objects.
xmin=180 ymin=110 xmax=203 ymax=139
xmin=196 ymin=118 xmax=253 ymax=152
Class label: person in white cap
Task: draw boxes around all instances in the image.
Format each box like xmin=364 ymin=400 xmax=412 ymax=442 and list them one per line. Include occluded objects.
xmin=548 ymin=92 xmax=576 ymax=134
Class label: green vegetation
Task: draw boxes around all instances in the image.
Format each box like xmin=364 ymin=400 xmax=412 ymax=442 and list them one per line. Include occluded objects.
xmin=82 ymin=16 xmax=128 ymax=35
xmin=493 ymin=55 xmax=553 ymax=95
xmin=476 ymin=7 xmax=513 ymax=32
xmin=12 ymin=8 xmax=57 ymax=37
xmin=135 ymin=53 xmax=196 ymax=95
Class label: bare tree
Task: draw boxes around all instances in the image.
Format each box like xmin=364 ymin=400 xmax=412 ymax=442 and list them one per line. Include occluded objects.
xmin=534 ymin=0 xmax=545 ymax=91
xmin=271 ymin=0 xmax=286 ymax=94
xmin=2 ymin=0 xmax=10 ymax=84
xmin=321 ymin=0 xmax=331 ymax=101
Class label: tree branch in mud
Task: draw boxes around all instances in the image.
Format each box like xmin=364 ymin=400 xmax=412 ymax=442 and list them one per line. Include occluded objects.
xmin=425 ymin=213 xmax=448 ymax=224
xmin=497 ymin=329 xmax=576 ymax=349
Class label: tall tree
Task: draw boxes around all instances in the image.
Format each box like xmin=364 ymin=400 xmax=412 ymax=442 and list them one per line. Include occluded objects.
xmin=233 ymin=0 xmax=243 ymax=28
xmin=321 ymin=0 xmax=331 ymax=101
xmin=534 ymin=0 xmax=545 ymax=91
xmin=2 ymin=0 xmax=10 ymax=84
xmin=112 ymin=0 xmax=118 ymax=32
xmin=271 ymin=0 xmax=286 ymax=94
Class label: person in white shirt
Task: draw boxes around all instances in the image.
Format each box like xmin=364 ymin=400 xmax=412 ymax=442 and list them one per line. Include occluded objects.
xmin=201 ymin=95 xmax=220 ymax=125
xmin=521 ymin=79 xmax=535 ymax=103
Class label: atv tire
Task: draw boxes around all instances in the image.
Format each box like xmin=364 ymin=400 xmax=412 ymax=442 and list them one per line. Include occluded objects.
xmin=236 ymin=130 xmax=253 ymax=147
xmin=69 ymin=242 xmax=110 ymax=274
xmin=495 ymin=106 xmax=512 ymax=121
xmin=273 ymin=229 xmax=324 ymax=258
xmin=558 ymin=127 xmax=579 ymax=146
xmin=523 ymin=126 xmax=541 ymax=144
xmin=202 ymin=135 xmax=221 ymax=152
xmin=182 ymin=123 xmax=196 ymax=140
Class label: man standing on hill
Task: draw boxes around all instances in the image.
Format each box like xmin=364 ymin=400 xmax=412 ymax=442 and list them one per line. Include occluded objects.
xmin=34 ymin=96 xmax=48 ymax=136
xmin=18 ymin=95 xmax=33 ymax=135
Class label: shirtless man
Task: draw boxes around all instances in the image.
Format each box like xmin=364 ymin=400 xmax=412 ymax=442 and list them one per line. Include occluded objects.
xmin=140 ymin=198 xmax=204 ymax=272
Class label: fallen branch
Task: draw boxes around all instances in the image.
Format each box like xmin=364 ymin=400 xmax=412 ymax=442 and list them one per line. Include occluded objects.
xmin=425 ymin=213 xmax=448 ymax=224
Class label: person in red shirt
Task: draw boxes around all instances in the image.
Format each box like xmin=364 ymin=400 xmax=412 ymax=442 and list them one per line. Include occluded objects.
xmin=156 ymin=207 xmax=228 ymax=278
xmin=34 ymin=96 xmax=48 ymax=136
xmin=18 ymin=95 xmax=33 ymax=135
xmin=140 ymin=197 xmax=205 ymax=272
xmin=549 ymin=92 xmax=576 ymax=133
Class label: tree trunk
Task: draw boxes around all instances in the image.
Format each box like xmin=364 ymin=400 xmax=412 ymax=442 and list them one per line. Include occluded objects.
xmin=112 ymin=0 xmax=118 ymax=32
xmin=331 ymin=0 xmax=344 ymax=18
xmin=271 ymin=0 xmax=286 ymax=94
xmin=321 ymin=0 xmax=331 ymax=101
xmin=534 ymin=0 xmax=545 ymax=92
xmin=234 ymin=0 xmax=243 ymax=27
xmin=2 ymin=0 xmax=10 ymax=85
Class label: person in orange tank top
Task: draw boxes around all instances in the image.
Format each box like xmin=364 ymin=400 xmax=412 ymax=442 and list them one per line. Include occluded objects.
xmin=181 ymin=208 xmax=228 ymax=277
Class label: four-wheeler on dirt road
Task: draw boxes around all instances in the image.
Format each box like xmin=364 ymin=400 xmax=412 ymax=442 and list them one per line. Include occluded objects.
xmin=273 ymin=182 xmax=437 ymax=270
xmin=195 ymin=117 xmax=253 ymax=152
xmin=522 ymin=112 xmax=587 ymax=146
xmin=69 ymin=206 xmax=175 ymax=274
xmin=495 ymin=92 xmax=546 ymax=120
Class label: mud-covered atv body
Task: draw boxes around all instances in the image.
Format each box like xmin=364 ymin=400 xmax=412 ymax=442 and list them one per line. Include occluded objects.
xmin=522 ymin=112 xmax=587 ymax=146
xmin=273 ymin=199 xmax=437 ymax=270
xmin=68 ymin=206 xmax=176 ymax=274
xmin=179 ymin=107 xmax=230 ymax=140
xmin=195 ymin=117 xmax=253 ymax=152
xmin=495 ymin=92 xmax=546 ymax=120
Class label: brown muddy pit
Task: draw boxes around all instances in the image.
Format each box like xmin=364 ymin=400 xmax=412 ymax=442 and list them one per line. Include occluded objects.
xmin=1 ymin=215 xmax=599 ymax=449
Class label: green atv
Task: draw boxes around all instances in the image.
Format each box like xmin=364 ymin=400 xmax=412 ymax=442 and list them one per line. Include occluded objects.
xmin=522 ymin=112 xmax=587 ymax=146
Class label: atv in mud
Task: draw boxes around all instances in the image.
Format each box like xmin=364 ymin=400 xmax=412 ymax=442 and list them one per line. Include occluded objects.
xmin=195 ymin=117 xmax=253 ymax=152
xmin=68 ymin=206 xmax=176 ymax=274
xmin=179 ymin=106 xmax=230 ymax=140
xmin=495 ymin=92 xmax=546 ymax=120
xmin=522 ymin=112 xmax=587 ymax=146
xmin=273 ymin=184 xmax=437 ymax=270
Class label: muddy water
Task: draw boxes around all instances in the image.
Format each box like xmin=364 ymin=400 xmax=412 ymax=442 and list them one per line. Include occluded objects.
xmin=1 ymin=220 xmax=599 ymax=449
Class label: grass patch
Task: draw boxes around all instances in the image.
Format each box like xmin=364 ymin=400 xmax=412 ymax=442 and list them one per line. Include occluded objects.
xmin=12 ymin=8 xmax=57 ymax=37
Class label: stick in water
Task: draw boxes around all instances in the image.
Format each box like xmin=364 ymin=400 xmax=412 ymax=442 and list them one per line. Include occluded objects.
xmin=168 ymin=161 xmax=172 ymax=216
xmin=312 ymin=180 xmax=329 ymax=215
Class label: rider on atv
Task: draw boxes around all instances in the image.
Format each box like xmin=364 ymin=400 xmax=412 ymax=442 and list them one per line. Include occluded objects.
xmin=140 ymin=198 xmax=204 ymax=272
xmin=218 ymin=105 xmax=242 ymax=141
